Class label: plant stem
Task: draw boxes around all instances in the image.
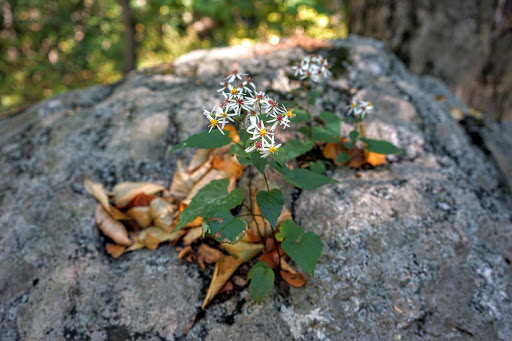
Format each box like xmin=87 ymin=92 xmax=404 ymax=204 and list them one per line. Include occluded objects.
xmin=262 ymin=171 xmax=270 ymax=192
xmin=248 ymin=165 xmax=265 ymax=242
xmin=358 ymin=121 xmax=366 ymax=138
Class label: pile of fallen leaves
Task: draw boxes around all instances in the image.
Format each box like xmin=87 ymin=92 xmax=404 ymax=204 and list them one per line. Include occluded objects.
xmin=85 ymin=127 xmax=308 ymax=309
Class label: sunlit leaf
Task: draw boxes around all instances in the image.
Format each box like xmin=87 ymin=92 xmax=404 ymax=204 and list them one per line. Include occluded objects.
xmin=148 ymin=198 xmax=177 ymax=232
xmin=248 ymin=261 xmax=275 ymax=302
xmin=170 ymin=130 xmax=232 ymax=152
xmin=221 ymin=241 xmax=264 ymax=261
xmin=202 ymin=255 xmax=246 ymax=309
xmin=126 ymin=206 xmax=152 ymax=228
xmin=269 ymin=161 xmax=338 ymax=190
xmin=365 ymin=151 xmax=387 ymax=167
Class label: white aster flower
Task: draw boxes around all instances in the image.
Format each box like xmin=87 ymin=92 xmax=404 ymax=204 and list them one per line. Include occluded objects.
xmin=259 ymin=135 xmax=282 ymax=158
xmin=225 ymin=69 xmax=247 ymax=83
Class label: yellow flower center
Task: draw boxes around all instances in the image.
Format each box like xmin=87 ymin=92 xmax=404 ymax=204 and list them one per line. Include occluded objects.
xmin=270 ymin=146 xmax=278 ymax=154
xmin=260 ymin=129 xmax=267 ymax=137
xmin=351 ymin=102 xmax=357 ymax=108
xmin=231 ymin=88 xmax=238 ymax=95
xmin=221 ymin=112 xmax=227 ymax=118
xmin=210 ymin=119 xmax=218 ymax=126
xmin=286 ymin=110 xmax=295 ymax=118
xmin=367 ymin=101 xmax=372 ymax=106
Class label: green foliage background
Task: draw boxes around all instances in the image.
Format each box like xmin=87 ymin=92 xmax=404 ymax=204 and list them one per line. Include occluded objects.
xmin=0 ymin=0 xmax=346 ymax=114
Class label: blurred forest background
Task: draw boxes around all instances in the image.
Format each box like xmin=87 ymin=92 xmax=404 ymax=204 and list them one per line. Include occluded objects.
xmin=0 ymin=0 xmax=346 ymax=114
xmin=2 ymin=0 xmax=511 ymax=120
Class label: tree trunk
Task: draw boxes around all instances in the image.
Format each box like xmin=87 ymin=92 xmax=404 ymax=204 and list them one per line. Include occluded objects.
xmin=348 ymin=0 xmax=512 ymax=121
xmin=118 ymin=0 xmax=137 ymax=74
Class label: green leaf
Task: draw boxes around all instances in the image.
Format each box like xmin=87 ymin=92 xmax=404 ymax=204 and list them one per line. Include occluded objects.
xmin=236 ymin=155 xmax=252 ymax=165
xmin=343 ymin=141 xmax=354 ymax=149
xmin=362 ymin=139 xmax=403 ymax=155
xmin=238 ymin=129 xmax=250 ymax=144
xmin=276 ymin=220 xmax=323 ymax=276
xmin=170 ymin=130 xmax=232 ymax=152
xmin=311 ymin=126 xmax=339 ymax=143
xmin=176 ymin=179 xmax=244 ymax=229
xmin=248 ymin=261 xmax=275 ymax=302
xmin=230 ymin=143 xmax=249 ymax=158
xmin=251 ymin=152 xmax=267 ymax=174
xmin=276 ymin=219 xmax=304 ymax=242
xmin=269 ymin=161 xmax=338 ymax=190
xmin=292 ymin=109 xmax=310 ymax=123
xmin=203 ymin=208 xmax=247 ymax=243
xmin=278 ymin=139 xmax=314 ymax=163
xmin=349 ymin=129 xmax=359 ymax=141
xmin=256 ymin=189 xmax=284 ymax=228
xmin=336 ymin=152 xmax=351 ymax=163
xmin=282 ymin=232 xmax=323 ymax=276
xmin=309 ymin=161 xmax=326 ymax=174
xmin=319 ymin=111 xmax=341 ymax=136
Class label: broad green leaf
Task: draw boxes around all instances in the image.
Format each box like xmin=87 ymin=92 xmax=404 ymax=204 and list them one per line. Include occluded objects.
xmin=203 ymin=208 xmax=247 ymax=243
xmin=176 ymin=179 xmax=244 ymax=229
xmin=269 ymin=161 xmax=338 ymax=190
xmin=282 ymin=232 xmax=323 ymax=276
xmin=236 ymin=155 xmax=252 ymax=165
xmin=278 ymin=139 xmax=314 ymax=163
xmin=248 ymin=261 xmax=275 ymax=302
xmin=238 ymin=129 xmax=250 ymax=144
xmin=292 ymin=109 xmax=310 ymax=123
xmin=256 ymin=189 xmax=284 ymax=228
xmin=251 ymin=152 xmax=267 ymax=174
xmin=311 ymin=126 xmax=339 ymax=143
xmin=276 ymin=219 xmax=304 ymax=242
xmin=276 ymin=220 xmax=323 ymax=276
xmin=319 ymin=111 xmax=341 ymax=136
xmin=343 ymin=141 xmax=354 ymax=149
xmin=309 ymin=161 xmax=326 ymax=174
xmin=361 ymin=138 xmax=403 ymax=155
xmin=230 ymin=144 xmax=249 ymax=158
xmin=349 ymin=129 xmax=359 ymax=141
xmin=170 ymin=130 xmax=232 ymax=152
xmin=336 ymin=152 xmax=351 ymax=163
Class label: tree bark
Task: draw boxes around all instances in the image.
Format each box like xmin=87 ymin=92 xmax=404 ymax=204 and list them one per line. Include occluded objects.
xmin=348 ymin=0 xmax=512 ymax=121
xmin=118 ymin=0 xmax=137 ymax=74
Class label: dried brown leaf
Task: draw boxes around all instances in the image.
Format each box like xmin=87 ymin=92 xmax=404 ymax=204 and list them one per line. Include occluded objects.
xmin=187 ymin=149 xmax=212 ymax=174
xmin=170 ymin=159 xmax=194 ymax=199
xmin=450 ymin=107 xmax=464 ymax=121
xmin=212 ymin=154 xmax=243 ymax=179
xmin=106 ymin=243 xmax=126 ymax=259
xmin=126 ymin=206 xmax=152 ymax=228
xmin=221 ymin=241 xmax=264 ymax=261
xmin=202 ymin=255 xmax=246 ymax=309
xmin=126 ymin=226 xmax=183 ymax=252
xmin=95 ymin=205 xmax=132 ymax=246
xmin=198 ymin=244 xmax=224 ymax=263
xmin=189 ymin=156 xmax=213 ymax=183
xmin=143 ymin=232 xmax=160 ymax=250
xmin=112 ymin=182 xmax=165 ymax=208
xmin=365 ymin=150 xmax=387 ymax=167
xmin=84 ymin=178 xmax=130 ymax=220
xmin=148 ymin=197 xmax=177 ymax=232
xmin=183 ymin=226 xmax=203 ymax=246
xmin=280 ymin=270 xmax=306 ymax=287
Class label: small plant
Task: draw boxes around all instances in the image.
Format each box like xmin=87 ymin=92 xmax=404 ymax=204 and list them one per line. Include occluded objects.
xmin=86 ymin=52 xmax=402 ymax=309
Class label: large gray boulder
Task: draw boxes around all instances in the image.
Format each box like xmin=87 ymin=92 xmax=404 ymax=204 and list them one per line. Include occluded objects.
xmin=1 ymin=36 xmax=511 ymax=340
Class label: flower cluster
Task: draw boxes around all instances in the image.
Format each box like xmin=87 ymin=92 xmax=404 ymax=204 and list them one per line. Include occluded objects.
xmin=292 ymin=54 xmax=331 ymax=82
xmin=203 ymin=70 xmax=294 ymax=158
xmin=347 ymin=98 xmax=373 ymax=120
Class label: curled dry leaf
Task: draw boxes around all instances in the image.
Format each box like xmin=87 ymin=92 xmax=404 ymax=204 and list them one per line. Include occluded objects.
xmin=84 ymin=178 xmax=130 ymax=220
xmin=219 ymin=281 xmax=234 ymax=294
xmin=112 ymin=182 xmax=165 ymax=208
xmin=221 ymin=241 xmax=264 ymax=262
xmin=183 ymin=226 xmax=203 ymax=246
xmin=126 ymin=206 xmax=152 ymax=228
xmin=222 ymin=125 xmax=240 ymax=144
xmin=279 ymin=258 xmax=297 ymax=275
xmin=450 ymin=107 xmax=465 ymax=121
xmin=202 ymin=255 xmax=246 ymax=309
xmin=184 ymin=169 xmax=227 ymax=205
xmin=126 ymin=226 xmax=183 ymax=252
xmin=94 ymin=205 xmax=132 ymax=246
xmin=198 ymin=244 xmax=224 ymax=263
xmin=149 ymin=198 xmax=177 ymax=232
xmin=212 ymin=154 xmax=243 ymax=179
xmin=280 ymin=270 xmax=306 ymax=288
xmin=187 ymin=149 xmax=212 ymax=174
xmin=143 ymin=233 xmax=160 ymax=250
xmin=124 ymin=193 xmax=158 ymax=209
xmin=106 ymin=243 xmax=126 ymax=259
xmin=170 ymin=159 xmax=193 ymax=200
xmin=189 ymin=156 xmax=213 ymax=183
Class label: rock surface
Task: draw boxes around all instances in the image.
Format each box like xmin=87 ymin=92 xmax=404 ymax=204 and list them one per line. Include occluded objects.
xmin=1 ymin=36 xmax=512 ymax=340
